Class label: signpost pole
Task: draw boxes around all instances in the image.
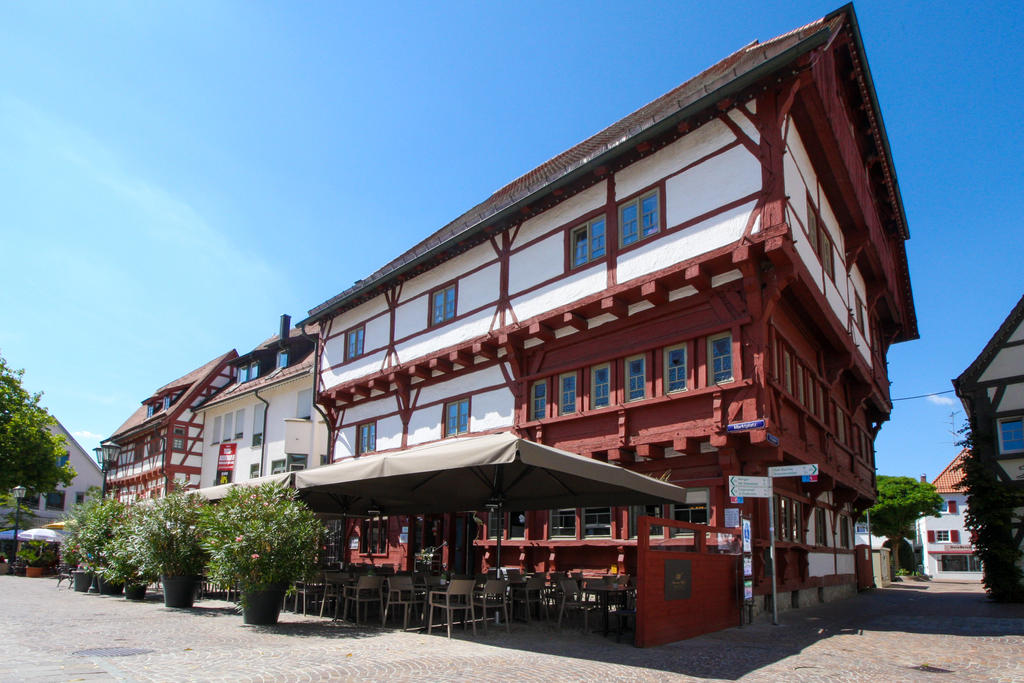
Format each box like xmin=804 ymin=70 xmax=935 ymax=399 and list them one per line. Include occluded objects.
xmin=769 ymin=490 xmax=778 ymax=625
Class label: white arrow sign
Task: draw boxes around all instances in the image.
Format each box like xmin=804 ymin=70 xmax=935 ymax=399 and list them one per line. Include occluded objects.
xmin=728 ymin=475 xmax=772 ymax=498
xmin=768 ymin=464 xmax=819 ymax=478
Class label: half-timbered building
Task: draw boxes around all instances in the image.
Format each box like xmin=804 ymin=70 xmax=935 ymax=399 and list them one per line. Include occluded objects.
xmin=104 ymin=351 xmax=236 ymax=501
xmin=302 ymin=5 xmax=917 ymax=607
xmin=954 ymin=293 xmax=1024 ymax=584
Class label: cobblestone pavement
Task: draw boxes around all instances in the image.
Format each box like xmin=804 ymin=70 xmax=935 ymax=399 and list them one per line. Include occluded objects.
xmin=1 ymin=576 xmax=1022 ymax=682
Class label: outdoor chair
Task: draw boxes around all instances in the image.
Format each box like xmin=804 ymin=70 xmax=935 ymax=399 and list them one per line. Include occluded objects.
xmin=556 ymin=578 xmax=597 ymax=631
xmin=510 ymin=573 xmax=548 ymax=621
xmin=382 ymin=575 xmax=418 ymax=629
xmin=55 ymin=564 xmax=74 ymax=589
xmin=473 ymin=578 xmax=510 ymax=633
xmin=290 ymin=577 xmax=322 ymax=615
xmin=340 ymin=575 xmax=383 ymax=624
xmin=608 ymin=587 xmax=637 ymax=643
xmin=427 ymin=578 xmax=476 ymax=639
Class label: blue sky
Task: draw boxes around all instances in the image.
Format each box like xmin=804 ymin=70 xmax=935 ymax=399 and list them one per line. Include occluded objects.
xmin=2 ymin=1 xmax=1021 ymax=482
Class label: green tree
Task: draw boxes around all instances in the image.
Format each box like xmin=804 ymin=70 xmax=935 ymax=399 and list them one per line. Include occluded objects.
xmin=958 ymin=428 xmax=1024 ymax=602
xmin=868 ymin=475 xmax=943 ymax=571
xmin=0 ymin=353 xmax=75 ymax=494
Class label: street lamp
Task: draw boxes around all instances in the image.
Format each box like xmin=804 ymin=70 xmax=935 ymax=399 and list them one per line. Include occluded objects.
xmin=11 ymin=485 xmax=26 ymax=563
xmin=94 ymin=444 xmax=120 ymax=499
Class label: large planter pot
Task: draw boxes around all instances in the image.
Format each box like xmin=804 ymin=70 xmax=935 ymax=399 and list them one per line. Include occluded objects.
xmin=0 ymin=562 xmax=9 ymax=575
xmin=73 ymin=570 xmax=93 ymax=592
xmin=241 ymin=585 xmax=287 ymax=626
xmin=124 ymin=584 xmax=147 ymax=601
xmin=97 ymin=576 xmax=124 ymax=595
xmin=25 ymin=566 xmax=45 ymax=578
xmin=161 ymin=575 xmax=198 ymax=608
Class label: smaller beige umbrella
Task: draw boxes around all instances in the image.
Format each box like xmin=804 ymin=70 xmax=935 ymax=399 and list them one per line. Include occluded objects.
xmin=42 ymin=521 xmax=66 ymax=530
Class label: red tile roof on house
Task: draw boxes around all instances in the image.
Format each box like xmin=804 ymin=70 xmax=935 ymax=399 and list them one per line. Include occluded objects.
xmin=108 ymin=350 xmax=236 ymax=441
xmin=932 ymin=449 xmax=968 ymax=494
xmin=304 ymin=9 xmax=870 ymax=324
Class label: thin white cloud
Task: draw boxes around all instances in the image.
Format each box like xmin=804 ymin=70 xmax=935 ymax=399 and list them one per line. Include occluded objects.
xmin=926 ymin=394 xmax=956 ymax=406
xmin=72 ymin=430 xmax=104 ymax=439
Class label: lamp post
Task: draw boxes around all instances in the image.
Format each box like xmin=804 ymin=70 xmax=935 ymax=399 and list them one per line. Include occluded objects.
xmin=11 ymin=485 xmax=26 ymax=562
xmin=94 ymin=444 xmax=120 ymax=499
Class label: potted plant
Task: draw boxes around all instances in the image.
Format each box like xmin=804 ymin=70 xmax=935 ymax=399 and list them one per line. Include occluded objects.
xmin=0 ymin=553 xmax=9 ymax=575
xmin=63 ymin=498 xmax=127 ymax=594
xmin=201 ymin=483 xmax=324 ymax=625
xmin=136 ymin=490 xmax=207 ymax=608
xmin=17 ymin=541 xmax=57 ymax=577
xmin=103 ymin=506 xmax=158 ymax=601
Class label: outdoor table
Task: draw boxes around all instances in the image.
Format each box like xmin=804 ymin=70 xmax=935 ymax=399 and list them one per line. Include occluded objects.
xmin=583 ymin=584 xmax=629 ymax=636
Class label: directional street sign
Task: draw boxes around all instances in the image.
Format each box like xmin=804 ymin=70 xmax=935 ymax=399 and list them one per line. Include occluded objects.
xmin=726 ymin=419 xmax=766 ymax=433
xmin=768 ymin=464 xmax=819 ymax=478
xmin=728 ymin=475 xmax=772 ymax=498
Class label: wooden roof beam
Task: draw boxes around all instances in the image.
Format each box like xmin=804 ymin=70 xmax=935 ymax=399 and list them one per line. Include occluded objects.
xmin=527 ymin=321 xmax=555 ymax=343
xmin=429 ymin=357 xmax=453 ymax=374
xmin=640 ymin=281 xmax=668 ymax=306
xmin=684 ymin=264 xmax=710 ymax=290
xmin=472 ymin=340 xmax=500 ymax=361
xmin=449 ymin=349 xmax=474 ymax=367
xmin=601 ymin=296 xmax=628 ymax=319
xmin=562 ymin=311 xmax=588 ymax=332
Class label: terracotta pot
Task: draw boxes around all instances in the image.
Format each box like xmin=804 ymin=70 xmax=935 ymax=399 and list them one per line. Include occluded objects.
xmin=25 ymin=566 xmax=44 ymax=578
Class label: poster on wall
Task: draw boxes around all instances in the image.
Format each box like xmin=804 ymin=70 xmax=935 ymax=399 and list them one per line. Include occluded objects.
xmin=741 ymin=518 xmax=752 ymax=553
xmin=724 ymin=508 xmax=740 ymax=528
xmin=217 ymin=443 xmax=236 ymax=470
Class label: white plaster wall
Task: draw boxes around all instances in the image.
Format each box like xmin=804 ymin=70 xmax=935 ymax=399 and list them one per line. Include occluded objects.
xmin=321 ymin=349 xmax=387 ymax=390
xmin=460 ymin=263 xmax=501 ymax=312
xmin=336 ymin=426 xmax=356 ymax=458
xmin=981 ymin=345 xmax=1024 ymax=382
xmin=342 ymin=394 xmax=398 ymax=425
xmin=998 ymin=382 xmax=1024 ymax=412
xmin=376 ymin=415 xmax=405 ymax=451
xmin=414 ymin=365 xmax=506 ymax=408
xmin=666 ymin=145 xmax=761 ymax=228
xmin=515 ymin=181 xmax=606 ymax=247
xmin=323 ymin=297 xmax=388 ymax=352
xmin=407 ymin=409 xmax=442 ymax=446
xmin=617 ymin=201 xmax=755 ymax=284
xmin=616 ymin=119 xmax=735 ymax=200
xmin=824 ymin=277 xmax=848 ymax=328
xmin=471 ymin=387 xmax=516 ymax=430
xmin=835 ymin=553 xmax=855 ymax=575
xmin=511 ymin=265 xmax=607 ymax=321
xmin=364 ymin=314 xmax=391 ymax=354
xmin=807 ymin=552 xmax=835 ymax=578
xmin=1009 ymin=320 xmax=1024 ymax=343
xmin=396 ymin=309 xmax=493 ymax=364
xmin=728 ymin=107 xmax=760 ymax=145
xmin=508 ymin=233 xmax=565 ymax=294
xmin=399 ymin=242 xmax=495 ymax=302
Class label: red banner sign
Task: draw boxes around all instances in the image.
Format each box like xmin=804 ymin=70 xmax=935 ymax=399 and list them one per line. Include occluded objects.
xmin=218 ymin=443 xmax=236 ymax=470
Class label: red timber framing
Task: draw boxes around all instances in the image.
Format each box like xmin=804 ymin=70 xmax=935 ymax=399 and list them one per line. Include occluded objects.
xmin=306 ymin=7 xmax=916 ymax=600
xmin=106 ymin=353 xmax=235 ymax=501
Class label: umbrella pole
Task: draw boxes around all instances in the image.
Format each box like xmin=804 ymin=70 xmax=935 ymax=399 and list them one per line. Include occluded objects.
xmin=495 ymin=505 xmax=503 ymax=575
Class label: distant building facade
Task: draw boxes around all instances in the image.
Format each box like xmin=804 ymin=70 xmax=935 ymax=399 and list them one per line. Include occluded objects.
xmin=915 ymin=451 xmax=982 ymax=581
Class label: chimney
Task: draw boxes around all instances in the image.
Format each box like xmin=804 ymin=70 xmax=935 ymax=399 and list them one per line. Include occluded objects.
xmin=920 ymin=474 xmax=927 ymax=483
xmin=279 ymin=314 xmax=291 ymax=342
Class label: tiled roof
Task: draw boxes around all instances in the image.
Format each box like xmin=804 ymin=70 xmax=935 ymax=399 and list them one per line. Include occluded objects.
xmin=108 ymin=350 xmax=236 ymax=441
xmin=304 ymin=11 xmax=852 ymax=323
xmin=932 ymin=449 xmax=968 ymax=494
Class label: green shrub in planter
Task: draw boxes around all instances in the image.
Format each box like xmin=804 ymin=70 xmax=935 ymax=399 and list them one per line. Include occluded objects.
xmin=17 ymin=540 xmax=57 ymax=568
xmin=201 ymin=483 xmax=324 ymax=624
xmin=102 ymin=505 xmax=158 ymax=597
xmin=62 ymin=497 xmax=127 ymax=572
xmin=136 ymin=490 xmax=208 ymax=608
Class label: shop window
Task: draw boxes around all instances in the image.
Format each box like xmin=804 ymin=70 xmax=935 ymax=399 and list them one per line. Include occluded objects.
xmin=619 ymin=189 xmax=659 ymax=246
xmin=570 ymin=217 xmax=606 ymax=267
xmin=629 ymin=504 xmax=664 ymax=537
xmin=549 ymin=509 xmax=576 ymax=538
xmin=664 ymin=345 xmax=687 ymax=393
xmin=559 ymin=373 xmax=577 ymax=415
xmin=357 ymin=421 xmax=376 ymax=455
xmin=444 ymin=398 xmax=470 ymax=436
xmin=940 ymin=555 xmax=982 ymax=572
xmin=287 ymin=454 xmax=307 ymax=472
xmin=360 ymin=517 xmax=388 ymax=555
xmin=249 ymin=463 xmax=260 ymax=479
xmin=508 ymin=511 xmax=526 ymax=539
xmin=672 ymin=489 xmax=709 ymax=526
xmin=583 ymin=507 xmax=612 ymax=537
xmin=625 ymin=355 xmax=646 ymax=402
xmin=270 ymin=459 xmax=286 ymax=474
xmin=591 ymin=364 xmax=610 ymax=409
xmin=814 ymin=507 xmax=827 ymax=545
xmin=708 ymin=333 xmax=733 ymax=384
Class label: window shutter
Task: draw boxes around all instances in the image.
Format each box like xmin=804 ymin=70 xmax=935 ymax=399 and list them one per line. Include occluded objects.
xmin=951 ymin=530 xmax=960 ymax=543
xmin=927 ymin=530 xmax=935 ymax=543
xmin=948 ymin=500 xmax=957 ymax=514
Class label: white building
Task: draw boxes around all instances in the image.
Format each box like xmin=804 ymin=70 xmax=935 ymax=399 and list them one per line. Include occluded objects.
xmin=17 ymin=419 xmax=103 ymax=521
xmin=916 ymin=451 xmax=982 ymax=581
xmin=197 ymin=316 xmax=329 ymax=486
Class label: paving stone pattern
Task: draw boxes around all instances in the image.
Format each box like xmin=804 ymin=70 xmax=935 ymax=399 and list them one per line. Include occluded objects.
xmin=0 ymin=576 xmax=1021 ymax=682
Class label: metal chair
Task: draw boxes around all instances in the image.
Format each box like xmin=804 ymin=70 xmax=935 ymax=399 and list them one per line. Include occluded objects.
xmin=383 ymin=575 xmax=418 ymax=629
xmin=510 ymin=573 xmax=548 ymax=621
xmin=427 ymin=579 xmax=476 ymax=638
xmin=473 ymin=578 xmax=510 ymax=633
xmin=556 ymin=578 xmax=597 ymax=631
xmin=340 ymin=575 xmax=383 ymax=624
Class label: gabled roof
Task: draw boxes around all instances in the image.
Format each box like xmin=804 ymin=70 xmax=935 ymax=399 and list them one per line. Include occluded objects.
xmin=932 ymin=449 xmax=968 ymax=494
xmin=200 ymin=324 xmax=318 ymax=410
xmin=955 ymin=293 xmax=1024 ymax=391
xmin=305 ymin=5 xmax=904 ymax=325
xmin=108 ymin=350 xmax=236 ymax=441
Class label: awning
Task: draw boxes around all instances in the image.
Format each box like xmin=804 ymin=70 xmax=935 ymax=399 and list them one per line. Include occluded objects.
xmin=294 ymin=431 xmax=689 ymax=515
xmin=192 ymin=471 xmax=295 ymax=501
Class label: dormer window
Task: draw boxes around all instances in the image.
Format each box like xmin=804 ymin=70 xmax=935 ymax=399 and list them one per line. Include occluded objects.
xmin=146 ymin=404 xmax=156 ymax=418
xmin=238 ymin=361 xmax=259 ymax=383
xmin=238 ymin=364 xmax=249 ymax=383
xmin=162 ymin=396 xmax=171 ymax=411
xmin=277 ymin=349 xmax=289 ymax=369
